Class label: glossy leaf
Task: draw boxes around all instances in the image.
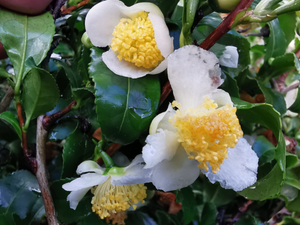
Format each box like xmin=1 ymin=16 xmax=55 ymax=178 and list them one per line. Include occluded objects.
xmin=199 ymin=202 xmax=217 ymax=225
xmin=21 ymin=68 xmax=60 ymax=125
xmin=284 ymin=171 xmax=300 ymax=190
xmin=125 ymin=211 xmax=157 ymax=225
xmin=278 ymin=13 xmax=297 ymax=46
xmin=0 ymin=112 xmax=22 ymax=140
xmin=233 ymin=98 xmax=286 ymax=200
xmin=234 ymin=215 xmax=260 ymax=225
xmin=0 ymin=10 xmax=54 ymax=79
xmin=61 ymin=125 xmax=95 ymax=178
xmin=203 ymin=178 xmax=236 ymax=207
xmin=265 ymin=19 xmax=287 ymax=61
xmin=286 ymin=192 xmax=300 ymax=212
xmin=176 ymin=187 xmax=196 ymax=225
xmin=288 ymin=83 xmax=300 ymax=113
xmin=155 ymin=211 xmax=181 ymax=225
xmin=78 ymin=213 xmax=108 ymax=225
xmin=90 ymin=48 xmax=160 ymax=145
xmin=0 ymin=170 xmax=44 ymax=223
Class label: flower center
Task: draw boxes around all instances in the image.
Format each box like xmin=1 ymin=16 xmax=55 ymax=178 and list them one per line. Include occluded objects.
xmin=91 ymin=177 xmax=147 ymax=219
xmin=111 ymin=11 xmax=164 ymax=69
xmin=171 ymin=97 xmax=243 ymax=174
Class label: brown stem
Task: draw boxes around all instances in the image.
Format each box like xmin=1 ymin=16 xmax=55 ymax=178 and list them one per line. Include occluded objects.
xmin=36 ymin=116 xmax=60 ymax=225
xmin=199 ymin=0 xmax=254 ymax=50
xmin=160 ymin=0 xmax=254 ymax=105
xmin=0 ymin=86 xmax=14 ymax=114
xmin=42 ymin=100 xmax=77 ymax=131
xmin=231 ymin=200 xmax=253 ymax=224
xmin=16 ymin=102 xmax=37 ymax=172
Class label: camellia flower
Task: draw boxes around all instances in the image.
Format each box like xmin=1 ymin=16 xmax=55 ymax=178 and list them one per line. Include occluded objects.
xmin=62 ymin=155 xmax=150 ymax=219
xmin=142 ymin=45 xmax=259 ymax=192
xmin=85 ymin=0 xmax=174 ymax=78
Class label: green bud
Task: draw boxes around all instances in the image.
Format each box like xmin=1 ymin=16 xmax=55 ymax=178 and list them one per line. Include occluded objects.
xmin=208 ymin=0 xmax=241 ymax=13
xmin=81 ymin=32 xmax=93 ymax=48
xmin=107 ymin=166 xmax=125 ymax=176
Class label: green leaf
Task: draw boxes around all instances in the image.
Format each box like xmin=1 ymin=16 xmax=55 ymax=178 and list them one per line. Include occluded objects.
xmin=286 ymin=153 xmax=298 ymax=170
xmin=155 ymin=211 xmax=181 ymax=225
xmin=278 ymin=13 xmax=296 ymax=46
xmin=284 ymin=171 xmax=300 ymax=190
xmin=202 ymin=178 xmax=236 ymax=207
xmin=0 ymin=10 xmax=55 ymax=79
xmin=90 ymin=48 xmax=160 ymax=145
xmin=21 ymin=68 xmax=60 ymax=127
xmin=234 ymin=215 xmax=260 ymax=225
xmin=0 ymin=111 xmax=22 ymax=140
xmin=199 ymin=202 xmax=217 ymax=225
xmin=265 ymin=19 xmax=287 ymax=61
xmin=176 ymin=187 xmax=196 ymax=225
xmin=0 ymin=170 xmax=44 ymax=223
xmin=61 ymin=125 xmax=95 ymax=178
xmin=282 ymin=216 xmax=300 ymax=224
xmin=54 ymin=59 xmax=83 ymax=88
xmin=125 ymin=211 xmax=157 ymax=225
xmin=220 ymin=71 xmax=239 ymax=98
xmin=256 ymin=82 xmax=286 ymax=115
xmin=51 ymin=179 xmax=93 ymax=223
xmin=288 ymin=83 xmax=300 ymax=113
xmin=286 ymin=192 xmax=300 ymax=212
xmin=233 ymin=98 xmax=286 ymax=200
xmin=78 ymin=213 xmax=108 ymax=225
xmin=194 ymin=13 xmax=250 ymax=77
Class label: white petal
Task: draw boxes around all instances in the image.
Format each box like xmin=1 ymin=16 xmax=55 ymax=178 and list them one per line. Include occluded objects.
xmin=148 ymin=12 xmax=174 ymax=62
xmin=219 ymin=46 xmax=239 ymax=68
xmin=142 ymin=128 xmax=179 ymax=169
xmin=167 ymin=45 xmax=223 ymax=111
xmin=151 ymin=147 xmax=200 ymax=191
xmin=120 ymin=2 xmax=164 ymax=19
xmin=85 ymin=0 xmax=125 ymax=47
xmin=76 ymin=160 xmax=104 ymax=175
xmin=207 ymin=89 xmax=233 ymax=107
xmin=62 ymin=173 xmax=109 ymax=191
xmin=110 ymin=167 xmax=152 ymax=185
xmin=202 ymin=137 xmax=258 ymax=191
xmin=102 ymin=49 xmax=150 ymax=78
xmin=66 ymin=188 xmax=90 ymax=210
xmin=285 ymin=81 xmax=298 ymax=108
xmin=149 ymin=103 xmax=176 ymax=135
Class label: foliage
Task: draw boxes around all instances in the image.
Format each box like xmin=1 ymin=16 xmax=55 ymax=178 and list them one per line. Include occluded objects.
xmin=0 ymin=0 xmax=300 ymax=224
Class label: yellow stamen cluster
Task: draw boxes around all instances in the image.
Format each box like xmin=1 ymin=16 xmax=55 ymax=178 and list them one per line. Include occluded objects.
xmin=171 ymin=97 xmax=243 ymax=174
xmin=91 ymin=177 xmax=147 ymax=219
xmin=111 ymin=11 xmax=164 ymax=69
xmin=105 ymin=211 xmax=127 ymax=225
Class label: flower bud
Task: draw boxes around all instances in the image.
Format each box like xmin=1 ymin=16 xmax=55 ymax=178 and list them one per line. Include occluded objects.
xmin=81 ymin=32 xmax=93 ymax=48
xmin=208 ymin=0 xmax=241 ymax=12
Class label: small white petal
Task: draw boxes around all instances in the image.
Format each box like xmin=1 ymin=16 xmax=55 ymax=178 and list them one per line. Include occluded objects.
xmin=120 ymin=2 xmax=164 ymax=19
xmin=207 ymin=89 xmax=233 ymax=107
xmin=151 ymin=147 xmax=200 ymax=191
xmin=66 ymin=188 xmax=90 ymax=210
xmin=102 ymin=49 xmax=150 ymax=78
xmin=148 ymin=12 xmax=174 ymax=62
xmin=149 ymin=103 xmax=176 ymax=135
xmin=219 ymin=46 xmax=239 ymax=68
xmin=62 ymin=174 xmax=109 ymax=191
xmin=76 ymin=160 xmax=104 ymax=175
xmin=111 ymin=168 xmax=151 ymax=185
xmin=85 ymin=0 xmax=125 ymax=47
xmin=167 ymin=45 xmax=222 ymax=111
xmin=202 ymin=137 xmax=258 ymax=191
xmin=142 ymin=128 xmax=179 ymax=169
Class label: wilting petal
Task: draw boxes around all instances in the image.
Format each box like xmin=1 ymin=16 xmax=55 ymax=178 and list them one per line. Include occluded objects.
xmin=202 ymin=137 xmax=258 ymax=191
xmin=66 ymin=188 xmax=91 ymax=210
xmin=143 ymin=128 xmax=179 ymax=169
xmin=219 ymin=46 xmax=239 ymax=68
xmin=151 ymin=147 xmax=200 ymax=191
xmin=167 ymin=45 xmax=223 ymax=111
xmin=62 ymin=173 xmax=109 ymax=191
xmin=85 ymin=0 xmax=125 ymax=47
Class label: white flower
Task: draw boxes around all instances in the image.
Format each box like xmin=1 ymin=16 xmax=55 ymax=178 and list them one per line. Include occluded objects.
xmin=219 ymin=46 xmax=239 ymax=68
xmin=285 ymin=80 xmax=299 ymax=117
xmin=85 ymin=0 xmax=174 ymax=78
xmin=142 ymin=45 xmax=259 ymax=192
xmin=62 ymin=155 xmax=151 ymax=219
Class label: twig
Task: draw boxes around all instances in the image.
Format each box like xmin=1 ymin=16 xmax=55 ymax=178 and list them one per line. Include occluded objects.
xmin=42 ymin=100 xmax=77 ymax=130
xmin=160 ymin=0 xmax=254 ymax=105
xmin=16 ymin=102 xmax=37 ymax=173
xmin=50 ymin=0 xmax=68 ymax=20
xmin=36 ymin=116 xmax=60 ymax=225
xmin=231 ymin=200 xmax=253 ymax=224
xmin=0 ymin=86 xmax=14 ymax=114
xmin=61 ymin=0 xmax=90 ymax=15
